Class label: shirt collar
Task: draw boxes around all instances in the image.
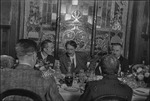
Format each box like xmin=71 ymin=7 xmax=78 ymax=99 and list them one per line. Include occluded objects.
xmin=70 ymin=53 xmax=76 ymax=59
xmin=19 ymin=63 xmax=32 ymax=67
xmin=103 ymin=74 xmax=118 ymax=80
xmin=41 ymin=52 xmax=47 ymax=59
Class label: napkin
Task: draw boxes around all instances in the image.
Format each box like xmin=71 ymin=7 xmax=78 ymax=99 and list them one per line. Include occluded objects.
xmin=133 ymin=88 xmax=149 ymax=96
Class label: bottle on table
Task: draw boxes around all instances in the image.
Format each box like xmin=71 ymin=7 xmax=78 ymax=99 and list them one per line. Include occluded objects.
xmin=65 ymin=62 xmax=73 ymax=87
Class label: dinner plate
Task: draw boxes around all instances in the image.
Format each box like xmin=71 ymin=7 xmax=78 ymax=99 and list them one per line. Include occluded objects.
xmin=64 ymin=86 xmax=79 ymax=92
xmin=133 ymin=88 xmax=149 ymax=96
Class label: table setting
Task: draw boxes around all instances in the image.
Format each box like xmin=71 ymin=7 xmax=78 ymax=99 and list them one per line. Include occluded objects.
xmin=58 ymin=64 xmax=149 ymax=101
xmin=35 ymin=60 xmax=150 ymax=101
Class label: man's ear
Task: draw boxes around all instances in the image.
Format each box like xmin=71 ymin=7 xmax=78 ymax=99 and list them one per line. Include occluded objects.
xmin=43 ymin=48 xmax=47 ymax=52
xmin=32 ymin=53 xmax=37 ymax=62
xmin=121 ymin=49 xmax=123 ymax=55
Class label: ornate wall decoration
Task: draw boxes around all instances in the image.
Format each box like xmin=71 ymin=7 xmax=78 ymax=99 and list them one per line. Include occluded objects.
xmin=95 ymin=0 xmax=128 ymax=54
xmin=23 ymin=0 xmax=129 ymax=56
xmin=95 ymin=31 xmax=110 ymax=53
xmin=40 ymin=0 xmax=57 ymax=42
xmin=110 ymin=31 xmax=123 ymax=44
xmin=59 ymin=8 xmax=92 ymax=52
xmin=24 ymin=0 xmax=56 ymax=43
xmin=24 ymin=0 xmax=42 ymax=42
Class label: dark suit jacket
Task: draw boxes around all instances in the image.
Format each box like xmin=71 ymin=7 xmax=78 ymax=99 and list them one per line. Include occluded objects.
xmin=0 ymin=64 xmax=64 ymax=101
xmin=59 ymin=51 xmax=96 ymax=74
xmin=119 ymin=55 xmax=130 ymax=73
xmin=79 ymin=75 xmax=133 ymax=101
xmin=95 ymin=55 xmax=130 ymax=75
xmin=37 ymin=52 xmax=55 ymax=69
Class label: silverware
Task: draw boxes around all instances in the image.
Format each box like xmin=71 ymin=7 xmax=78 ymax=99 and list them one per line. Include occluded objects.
xmin=135 ymin=90 xmax=145 ymax=93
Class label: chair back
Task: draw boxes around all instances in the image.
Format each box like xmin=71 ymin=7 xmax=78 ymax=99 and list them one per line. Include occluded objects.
xmin=0 ymin=89 xmax=42 ymax=101
xmin=94 ymin=95 xmax=128 ymax=101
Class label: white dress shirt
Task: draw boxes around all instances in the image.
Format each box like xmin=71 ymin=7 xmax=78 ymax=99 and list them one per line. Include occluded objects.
xmin=70 ymin=54 xmax=76 ymax=68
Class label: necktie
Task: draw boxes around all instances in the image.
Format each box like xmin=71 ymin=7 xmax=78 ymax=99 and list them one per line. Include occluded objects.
xmin=71 ymin=58 xmax=75 ymax=73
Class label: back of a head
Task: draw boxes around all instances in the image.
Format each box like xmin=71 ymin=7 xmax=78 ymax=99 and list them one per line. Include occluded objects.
xmin=15 ymin=39 xmax=37 ymax=58
xmin=100 ymin=54 xmax=119 ymax=75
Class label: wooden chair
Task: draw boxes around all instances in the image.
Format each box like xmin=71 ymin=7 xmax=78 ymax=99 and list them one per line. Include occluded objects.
xmin=93 ymin=95 xmax=128 ymax=101
xmin=0 ymin=89 xmax=42 ymax=101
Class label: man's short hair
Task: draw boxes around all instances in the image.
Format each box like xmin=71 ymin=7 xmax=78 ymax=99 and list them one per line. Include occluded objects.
xmin=100 ymin=54 xmax=119 ymax=75
xmin=65 ymin=40 xmax=77 ymax=49
xmin=40 ymin=39 xmax=53 ymax=51
xmin=15 ymin=39 xmax=37 ymax=57
xmin=111 ymin=43 xmax=123 ymax=48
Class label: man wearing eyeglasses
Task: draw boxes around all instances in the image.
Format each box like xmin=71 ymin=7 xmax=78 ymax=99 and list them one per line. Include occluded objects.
xmin=36 ymin=39 xmax=55 ymax=70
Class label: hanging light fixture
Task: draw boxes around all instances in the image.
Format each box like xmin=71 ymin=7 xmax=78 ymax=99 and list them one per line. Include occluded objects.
xmin=72 ymin=0 xmax=78 ymax=5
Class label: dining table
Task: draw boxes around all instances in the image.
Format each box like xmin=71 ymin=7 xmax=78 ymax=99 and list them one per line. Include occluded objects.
xmin=56 ymin=75 xmax=149 ymax=101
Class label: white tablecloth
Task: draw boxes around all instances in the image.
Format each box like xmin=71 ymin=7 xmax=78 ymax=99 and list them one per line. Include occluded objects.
xmin=59 ymin=86 xmax=149 ymax=101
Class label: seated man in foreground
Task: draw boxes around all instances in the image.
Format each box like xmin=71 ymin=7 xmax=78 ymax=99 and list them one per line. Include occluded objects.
xmin=79 ymin=54 xmax=133 ymax=101
xmin=0 ymin=39 xmax=64 ymax=101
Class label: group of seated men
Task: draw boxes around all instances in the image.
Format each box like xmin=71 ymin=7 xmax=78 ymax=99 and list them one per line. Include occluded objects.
xmin=35 ymin=39 xmax=130 ymax=75
xmin=1 ymin=38 xmax=134 ymax=101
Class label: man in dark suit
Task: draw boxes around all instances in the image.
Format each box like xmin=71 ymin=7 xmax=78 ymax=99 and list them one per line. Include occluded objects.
xmin=59 ymin=40 xmax=96 ymax=74
xmin=36 ymin=39 xmax=55 ymax=70
xmin=95 ymin=43 xmax=130 ymax=75
xmin=112 ymin=43 xmax=130 ymax=74
xmin=79 ymin=54 xmax=133 ymax=101
xmin=1 ymin=39 xmax=64 ymax=101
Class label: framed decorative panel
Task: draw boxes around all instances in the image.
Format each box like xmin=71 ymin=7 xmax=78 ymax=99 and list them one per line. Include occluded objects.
xmin=24 ymin=0 xmax=57 ymax=43
xmin=23 ymin=0 xmax=129 ymax=56
xmin=95 ymin=0 xmax=128 ymax=55
xmin=24 ymin=0 xmax=42 ymax=42
xmin=59 ymin=0 xmax=95 ymax=53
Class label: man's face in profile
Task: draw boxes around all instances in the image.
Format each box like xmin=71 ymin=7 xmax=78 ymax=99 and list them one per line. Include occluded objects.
xmin=112 ymin=45 xmax=122 ymax=58
xmin=66 ymin=44 xmax=76 ymax=56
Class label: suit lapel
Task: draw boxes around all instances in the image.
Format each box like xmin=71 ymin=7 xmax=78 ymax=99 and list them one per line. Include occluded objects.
xmin=37 ymin=52 xmax=43 ymax=60
xmin=64 ymin=53 xmax=71 ymax=72
xmin=74 ymin=53 xmax=81 ymax=72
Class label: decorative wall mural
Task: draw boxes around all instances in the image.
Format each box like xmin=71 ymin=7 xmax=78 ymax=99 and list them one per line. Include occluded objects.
xmin=95 ymin=0 xmax=128 ymax=54
xmin=24 ymin=0 xmax=56 ymax=43
xmin=59 ymin=7 xmax=92 ymax=51
xmin=60 ymin=23 xmax=90 ymax=51
xmin=23 ymin=0 xmax=128 ymax=56
xmin=110 ymin=31 xmax=123 ymax=44
xmin=95 ymin=31 xmax=110 ymax=53
xmin=25 ymin=0 xmax=42 ymax=42
xmin=41 ymin=31 xmax=55 ymax=42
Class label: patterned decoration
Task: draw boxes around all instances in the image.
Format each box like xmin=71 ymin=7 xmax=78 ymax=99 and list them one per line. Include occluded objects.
xmin=41 ymin=31 xmax=55 ymax=42
xmin=59 ymin=0 xmax=128 ymax=53
xmin=23 ymin=0 xmax=128 ymax=54
xmin=110 ymin=31 xmax=123 ymax=44
xmin=26 ymin=0 xmax=42 ymax=41
xmin=95 ymin=0 xmax=128 ymax=54
xmin=110 ymin=2 xmax=123 ymax=30
xmin=95 ymin=31 xmax=109 ymax=53
xmin=60 ymin=9 xmax=91 ymax=51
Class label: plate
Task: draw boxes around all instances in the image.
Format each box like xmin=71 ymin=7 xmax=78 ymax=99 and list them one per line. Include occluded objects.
xmin=133 ymin=88 xmax=149 ymax=96
xmin=64 ymin=86 xmax=79 ymax=92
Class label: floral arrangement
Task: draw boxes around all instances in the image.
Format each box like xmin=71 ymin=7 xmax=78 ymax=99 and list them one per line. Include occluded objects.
xmin=132 ymin=64 xmax=150 ymax=81
xmin=35 ymin=59 xmax=53 ymax=70
xmin=0 ymin=55 xmax=15 ymax=69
